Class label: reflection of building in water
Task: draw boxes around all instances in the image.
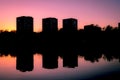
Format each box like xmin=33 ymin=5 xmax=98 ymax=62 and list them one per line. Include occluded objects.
xmin=42 ymin=17 xmax=58 ymax=32
xmin=63 ymin=18 xmax=77 ymax=32
xmin=16 ymin=16 xmax=33 ymax=34
xmin=16 ymin=49 xmax=33 ymax=72
xmin=63 ymin=54 xmax=78 ymax=68
xmin=42 ymin=54 xmax=58 ymax=69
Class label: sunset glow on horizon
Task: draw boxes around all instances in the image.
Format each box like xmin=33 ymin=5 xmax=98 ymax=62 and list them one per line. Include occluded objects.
xmin=0 ymin=0 xmax=120 ymax=32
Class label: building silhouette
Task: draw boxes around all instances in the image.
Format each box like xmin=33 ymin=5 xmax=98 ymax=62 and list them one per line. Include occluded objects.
xmin=63 ymin=18 xmax=77 ymax=32
xmin=42 ymin=17 xmax=58 ymax=32
xmin=84 ymin=24 xmax=101 ymax=32
xmin=118 ymin=23 xmax=120 ymax=28
xmin=16 ymin=16 xmax=33 ymax=34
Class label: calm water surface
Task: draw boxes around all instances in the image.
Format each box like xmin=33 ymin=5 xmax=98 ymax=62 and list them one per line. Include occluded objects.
xmin=0 ymin=54 xmax=120 ymax=80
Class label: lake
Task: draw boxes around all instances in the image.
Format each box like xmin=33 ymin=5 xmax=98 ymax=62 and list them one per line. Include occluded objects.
xmin=0 ymin=53 xmax=120 ymax=80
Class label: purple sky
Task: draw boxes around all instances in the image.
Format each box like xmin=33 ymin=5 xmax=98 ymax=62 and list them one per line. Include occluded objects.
xmin=0 ymin=0 xmax=120 ymax=32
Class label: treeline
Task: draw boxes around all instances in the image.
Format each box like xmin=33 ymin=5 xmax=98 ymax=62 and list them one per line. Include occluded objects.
xmin=0 ymin=24 xmax=120 ymax=48
xmin=0 ymin=24 xmax=120 ymax=61
xmin=0 ymin=24 xmax=120 ymax=51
